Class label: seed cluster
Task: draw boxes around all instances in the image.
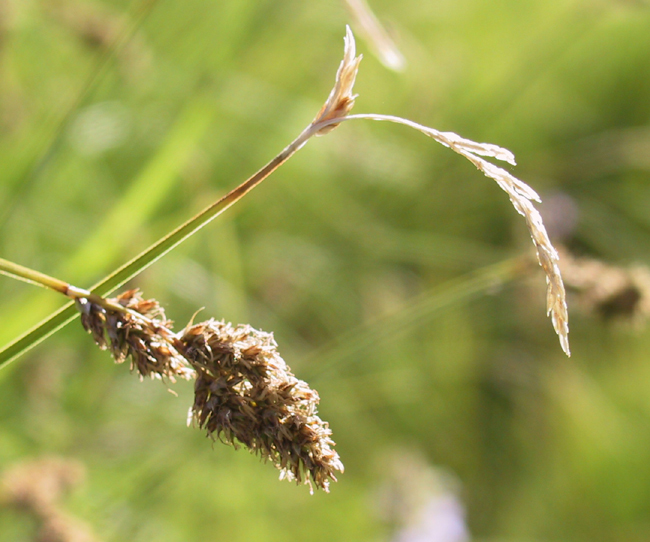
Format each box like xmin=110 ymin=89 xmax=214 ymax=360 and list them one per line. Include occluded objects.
xmin=76 ymin=293 xmax=342 ymax=492
xmin=77 ymin=290 xmax=192 ymax=381
xmin=181 ymin=319 xmax=343 ymax=493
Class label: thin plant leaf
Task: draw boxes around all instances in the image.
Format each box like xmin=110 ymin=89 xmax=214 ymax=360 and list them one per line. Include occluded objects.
xmin=0 ymin=27 xmax=363 ymax=371
xmin=0 ymin=98 xmax=214 ymax=346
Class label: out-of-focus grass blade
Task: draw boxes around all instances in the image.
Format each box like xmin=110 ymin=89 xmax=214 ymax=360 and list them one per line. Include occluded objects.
xmin=61 ymin=98 xmax=215 ymax=282
xmin=0 ymin=101 xmax=294 ymax=372
xmin=0 ymin=98 xmax=214 ymax=356
xmin=344 ymin=0 xmax=406 ymax=71
xmin=0 ymin=0 xmax=161 ymax=227
xmin=304 ymin=257 xmax=527 ymax=381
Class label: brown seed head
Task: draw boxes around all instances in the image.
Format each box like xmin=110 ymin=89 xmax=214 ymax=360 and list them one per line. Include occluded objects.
xmin=76 ymin=289 xmax=193 ymax=381
xmin=180 ymin=319 xmax=343 ymax=492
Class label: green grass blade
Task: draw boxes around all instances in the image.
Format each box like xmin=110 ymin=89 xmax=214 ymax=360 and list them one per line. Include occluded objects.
xmin=0 ymin=97 xmax=214 ymax=350
xmin=61 ymin=97 xmax=215 ymax=283
xmin=0 ymin=0 xmax=161 ymax=227
xmin=0 ymin=301 xmax=78 ymax=372
xmin=0 ymin=125 xmax=310 ymax=371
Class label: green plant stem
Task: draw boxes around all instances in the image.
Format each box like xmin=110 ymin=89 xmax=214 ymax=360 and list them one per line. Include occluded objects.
xmin=0 ymin=111 xmax=560 ymax=370
xmin=0 ymin=258 xmax=73 ymax=295
xmin=0 ymin=258 xmax=148 ymax=318
xmin=0 ymin=124 xmax=317 ymax=371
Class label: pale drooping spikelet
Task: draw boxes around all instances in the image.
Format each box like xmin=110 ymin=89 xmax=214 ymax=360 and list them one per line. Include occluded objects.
xmin=311 ymin=25 xmax=363 ymax=136
xmin=303 ymin=28 xmax=569 ymax=354
xmin=180 ymin=319 xmax=343 ymax=493
xmin=437 ymin=133 xmax=570 ymax=356
xmin=76 ymin=289 xmax=193 ymax=381
xmin=340 ymin=114 xmax=571 ymax=356
xmin=558 ymin=247 xmax=650 ymax=322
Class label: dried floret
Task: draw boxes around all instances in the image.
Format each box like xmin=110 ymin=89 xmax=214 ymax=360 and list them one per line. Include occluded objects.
xmin=76 ymin=290 xmax=193 ymax=381
xmin=180 ymin=319 xmax=343 ymax=493
xmin=311 ymin=25 xmax=363 ymax=135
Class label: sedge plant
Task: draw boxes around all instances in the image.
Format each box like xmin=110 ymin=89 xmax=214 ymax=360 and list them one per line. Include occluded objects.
xmin=0 ymin=27 xmax=569 ymax=492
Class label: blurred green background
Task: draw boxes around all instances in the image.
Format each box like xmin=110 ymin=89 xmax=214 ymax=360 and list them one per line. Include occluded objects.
xmin=2 ymin=0 xmax=650 ymax=540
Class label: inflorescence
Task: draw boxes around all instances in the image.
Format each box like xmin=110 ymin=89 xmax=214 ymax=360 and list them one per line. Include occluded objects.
xmin=182 ymin=320 xmax=343 ymax=493
xmin=2 ymin=25 xmax=573 ymax=494
xmin=76 ymin=291 xmax=343 ymax=492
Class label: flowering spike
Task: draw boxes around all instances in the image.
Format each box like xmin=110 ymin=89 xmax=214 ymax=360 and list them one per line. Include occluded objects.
xmin=180 ymin=320 xmax=343 ymax=492
xmin=311 ymin=25 xmax=363 ymax=135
